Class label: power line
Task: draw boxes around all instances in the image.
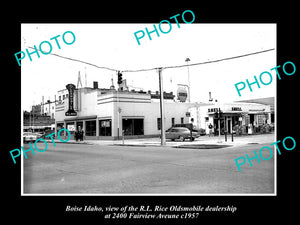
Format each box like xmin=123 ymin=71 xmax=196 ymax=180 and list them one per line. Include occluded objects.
xmin=26 ymin=46 xmax=117 ymax=72
xmin=27 ymin=46 xmax=275 ymax=73
xmin=121 ymin=48 xmax=275 ymax=72
xmin=163 ymin=48 xmax=275 ymax=70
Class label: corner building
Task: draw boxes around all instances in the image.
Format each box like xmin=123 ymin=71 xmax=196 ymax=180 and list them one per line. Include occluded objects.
xmin=55 ymin=84 xmax=208 ymax=140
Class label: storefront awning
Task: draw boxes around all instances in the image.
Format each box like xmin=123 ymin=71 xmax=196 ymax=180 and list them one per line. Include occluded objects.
xmin=207 ymin=111 xmax=246 ymax=115
xmin=64 ymin=115 xmax=97 ymax=121
xmin=208 ymin=111 xmax=268 ymax=116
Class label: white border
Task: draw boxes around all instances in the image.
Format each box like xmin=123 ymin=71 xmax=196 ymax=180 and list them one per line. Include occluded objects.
xmin=20 ymin=23 xmax=277 ymax=197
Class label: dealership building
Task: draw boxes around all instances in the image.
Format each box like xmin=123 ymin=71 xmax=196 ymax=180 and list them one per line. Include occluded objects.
xmin=55 ymin=82 xmax=205 ymax=140
xmin=55 ymin=82 xmax=272 ymax=140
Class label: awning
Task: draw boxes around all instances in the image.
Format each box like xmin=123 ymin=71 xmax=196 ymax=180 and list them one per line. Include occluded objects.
xmin=23 ymin=125 xmax=53 ymax=129
xmin=208 ymin=111 xmax=246 ymax=115
xmin=64 ymin=115 xmax=97 ymax=121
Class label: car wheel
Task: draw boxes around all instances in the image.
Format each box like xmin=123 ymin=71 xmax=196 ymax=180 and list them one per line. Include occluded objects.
xmin=191 ymin=137 xmax=195 ymax=141
xmin=171 ymin=139 xmax=175 ymax=141
xmin=179 ymin=136 xmax=185 ymax=142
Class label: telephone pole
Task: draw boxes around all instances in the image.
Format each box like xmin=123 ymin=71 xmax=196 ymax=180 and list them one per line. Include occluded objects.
xmin=185 ymin=57 xmax=191 ymax=102
xmin=158 ymin=68 xmax=166 ymax=146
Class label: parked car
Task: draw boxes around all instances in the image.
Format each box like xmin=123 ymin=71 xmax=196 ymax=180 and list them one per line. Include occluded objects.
xmin=165 ymin=127 xmax=197 ymax=141
xmin=192 ymin=128 xmax=206 ymax=136
xmin=23 ymin=132 xmax=38 ymax=143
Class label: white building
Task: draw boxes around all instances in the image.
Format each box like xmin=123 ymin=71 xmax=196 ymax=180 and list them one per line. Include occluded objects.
xmin=188 ymin=101 xmax=271 ymax=135
xmin=41 ymin=100 xmax=56 ymax=119
xmin=55 ymin=83 xmax=209 ymax=140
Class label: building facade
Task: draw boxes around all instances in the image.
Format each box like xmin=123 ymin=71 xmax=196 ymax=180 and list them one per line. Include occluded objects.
xmin=55 ymin=84 xmax=204 ymax=140
xmin=188 ymin=102 xmax=272 ymax=135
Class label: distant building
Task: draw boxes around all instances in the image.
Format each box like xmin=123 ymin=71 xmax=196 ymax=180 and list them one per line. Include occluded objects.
xmin=235 ymin=97 xmax=275 ymax=123
xmin=188 ymin=101 xmax=272 ymax=135
xmin=23 ymin=99 xmax=56 ymax=132
xmin=23 ymin=110 xmax=55 ymax=132
xmin=42 ymin=100 xmax=56 ymax=119
xmin=31 ymin=104 xmax=42 ymax=116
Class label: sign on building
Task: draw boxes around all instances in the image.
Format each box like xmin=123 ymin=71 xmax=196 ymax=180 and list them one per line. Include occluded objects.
xmin=177 ymin=85 xmax=188 ymax=102
xmin=65 ymin=83 xmax=77 ymax=116
xmin=67 ymin=124 xmax=75 ymax=131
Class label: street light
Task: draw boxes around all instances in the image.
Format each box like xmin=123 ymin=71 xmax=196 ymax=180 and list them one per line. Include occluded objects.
xmin=185 ymin=58 xmax=191 ymax=102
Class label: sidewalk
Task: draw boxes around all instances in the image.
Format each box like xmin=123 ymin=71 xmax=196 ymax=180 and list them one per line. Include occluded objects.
xmin=71 ymin=132 xmax=275 ymax=147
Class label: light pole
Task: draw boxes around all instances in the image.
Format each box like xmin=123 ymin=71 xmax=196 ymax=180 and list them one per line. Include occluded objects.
xmin=185 ymin=58 xmax=191 ymax=102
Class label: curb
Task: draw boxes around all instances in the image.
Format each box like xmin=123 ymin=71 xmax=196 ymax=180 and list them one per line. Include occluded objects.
xmin=44 ymin=139 xmax=92 ymax=145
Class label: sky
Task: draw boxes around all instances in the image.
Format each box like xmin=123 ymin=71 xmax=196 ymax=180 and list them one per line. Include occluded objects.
xmin=21 ymin=23 xmax=276 ymax=111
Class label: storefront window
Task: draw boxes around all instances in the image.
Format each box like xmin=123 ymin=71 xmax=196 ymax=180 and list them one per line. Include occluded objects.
xmin=99 ymin=119 xmax=112 ymax=136
xmin=56 ymin=123 xmax=65 ymax=136
xmin=257 ymin=114 xmax=267 ymax=125
xmin=123 ymin=118 xmax=144 ymax=135
xmin=85 ymin=120 xmax=96 ymax=136
xmin=56 ymin=123 xmax=64 ymax=130
xmin=66 ymin=122 xmax=75 ymax=133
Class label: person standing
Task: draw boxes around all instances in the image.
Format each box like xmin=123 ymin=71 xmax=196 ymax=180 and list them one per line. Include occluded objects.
xmin=78 ymin=126 xmax=84 ymax=141
xmin=248 ymin=123 xmax=253 ymax=135
xmin=75 ymin=129 xmax=79 ymax=142
xmin=208 ymin=123 xmax=213 ymax=137
xmin=80 ymin=129 xmax=84 ymax=141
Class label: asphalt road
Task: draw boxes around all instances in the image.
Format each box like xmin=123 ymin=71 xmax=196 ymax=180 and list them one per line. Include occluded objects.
xmin=23 ymin=142 xmax=274 ymax=194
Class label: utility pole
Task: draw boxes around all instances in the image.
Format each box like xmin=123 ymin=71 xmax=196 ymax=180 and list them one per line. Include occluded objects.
xmin=32 ymin=104 xmax=35 ymax=133
xmin=116 ymin=72 xmax=120 ymax=140
xmin=185 ymin=58 xmax=191 ymax=102
xmin=158 ymin=68 xmax=166 ymax=146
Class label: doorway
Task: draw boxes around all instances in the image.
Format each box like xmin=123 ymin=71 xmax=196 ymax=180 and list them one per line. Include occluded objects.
xmin=250 ymin=114 xmax=254 ymax=125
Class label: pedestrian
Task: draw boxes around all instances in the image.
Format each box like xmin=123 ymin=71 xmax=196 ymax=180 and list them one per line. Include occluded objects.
xmin=253 ymin=121 xmax=257 ymax=134
xmin=75 ymin=129 xmax=79 ymax=142
xmin=78 ymin=126 xmax=84 ymax=141
xmin=208 ymin=123 xmax=213 ymax=137
xmin=248 ymin=123 xmax=253 ymax=135
xmin=80 ymin=129 xmax=84 ymax=141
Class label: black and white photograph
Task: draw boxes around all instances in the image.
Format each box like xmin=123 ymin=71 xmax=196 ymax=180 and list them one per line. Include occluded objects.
xmin=5 ymin=4 xmax=297 ymax=224
xmin=21 ymin=23 xmax=276 ymax=195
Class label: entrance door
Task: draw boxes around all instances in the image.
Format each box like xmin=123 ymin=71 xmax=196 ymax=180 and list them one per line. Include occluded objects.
xmin=77 ymin=121 xmax=83 ymax=131
xmin=213 ymin=118 xmax=225 ymax=135
xmin=250 ymin=114 xmax=254 ymax=125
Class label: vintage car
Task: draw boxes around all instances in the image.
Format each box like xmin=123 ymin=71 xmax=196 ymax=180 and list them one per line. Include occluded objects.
xmin=165 ymin=127 xmax=198 ymax=141
xmin=23 ymin=132 xmax=38 ymax=143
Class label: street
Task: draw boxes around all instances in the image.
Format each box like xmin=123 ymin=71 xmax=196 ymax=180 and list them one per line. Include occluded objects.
xmin=23 ymin=141 xmax=274 ymax=194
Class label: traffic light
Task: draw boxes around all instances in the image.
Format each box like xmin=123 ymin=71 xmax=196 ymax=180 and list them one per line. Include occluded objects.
xmin=117 ymin=71 xmax=123 ymax=84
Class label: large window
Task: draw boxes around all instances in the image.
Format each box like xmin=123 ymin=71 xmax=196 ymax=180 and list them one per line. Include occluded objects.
xmin=256 ymin=114 xmax=267 ymax=125
xmin=85 ymin=120 xmax=96 ymax=136
xmin=123 ymin=118 xmax=144 ymax=135
xmin=66 ymin=122 xmax=75 ymax=133
xmin=99 ymin=119 xmax=112 ymax=136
